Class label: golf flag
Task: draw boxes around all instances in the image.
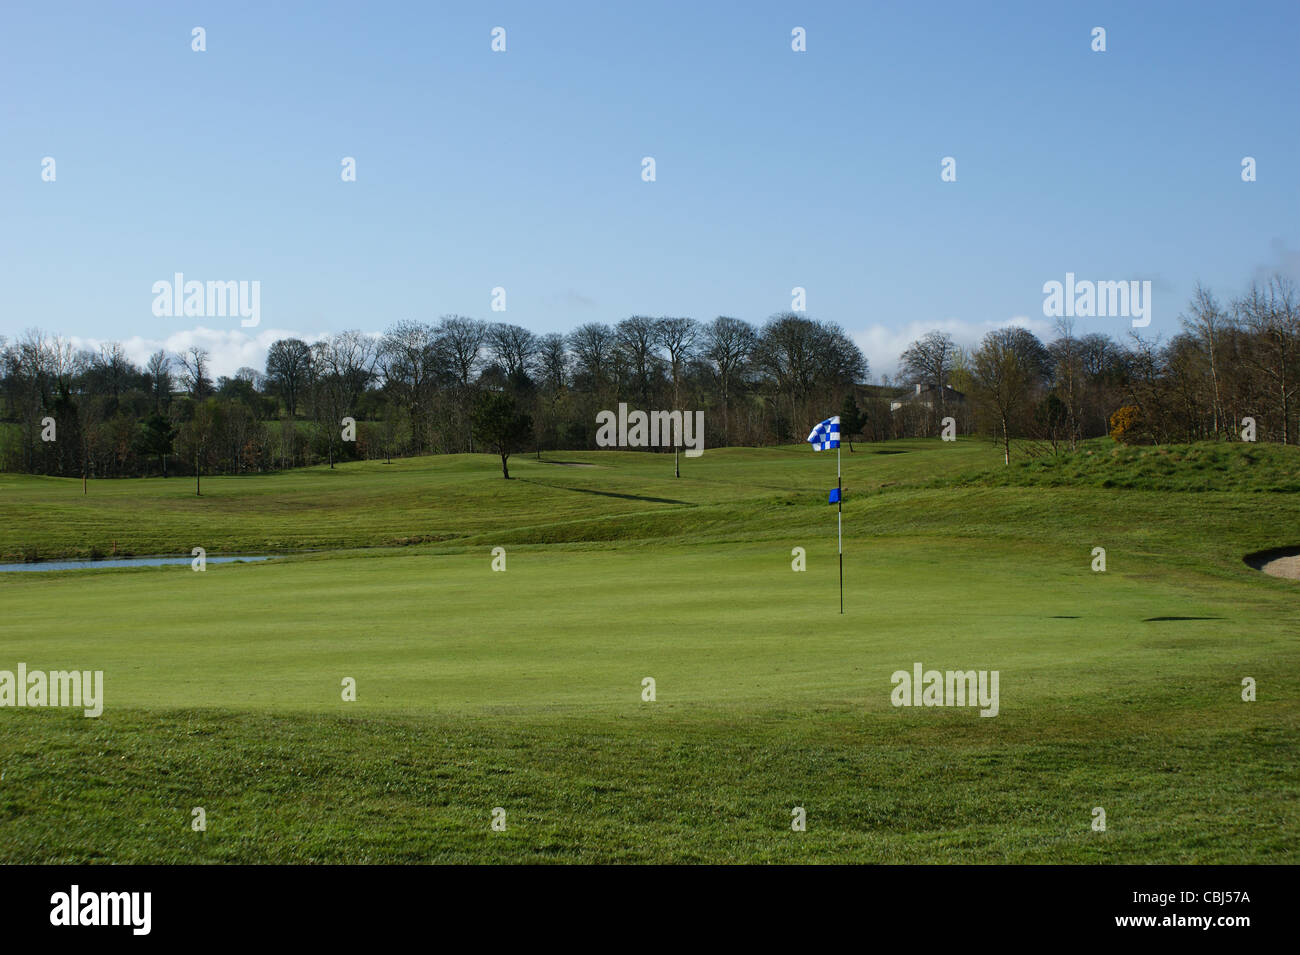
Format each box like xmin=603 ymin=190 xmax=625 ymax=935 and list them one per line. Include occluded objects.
xmin=807 ymin=415 xmax=840 ymax=451
xmin=808 ymin=414 xmax=844 ymax=613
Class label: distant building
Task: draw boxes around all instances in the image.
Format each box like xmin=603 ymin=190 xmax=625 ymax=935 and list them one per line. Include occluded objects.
xmin=889 ymin=382 xmax=966 ymax=412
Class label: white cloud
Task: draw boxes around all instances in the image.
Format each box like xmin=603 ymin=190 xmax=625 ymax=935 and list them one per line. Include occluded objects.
xmin=850 ymin=315 xmax=1055 ymax=380
xmin=70 ymin=326 xmax=332 ymax=379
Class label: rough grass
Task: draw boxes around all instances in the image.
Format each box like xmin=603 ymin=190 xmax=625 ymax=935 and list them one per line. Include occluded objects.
xmin=943 ymin=439 xmax=1300 ymax=493
xmin=2 ymin=708 xmax=1290 ymax=864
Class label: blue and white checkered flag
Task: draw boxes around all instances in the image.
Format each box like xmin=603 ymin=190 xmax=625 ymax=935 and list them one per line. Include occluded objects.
xmin=806 ymin=415 xmax=840 ymax=451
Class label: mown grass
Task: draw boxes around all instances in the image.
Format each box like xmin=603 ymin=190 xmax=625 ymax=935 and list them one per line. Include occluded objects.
xmin=0 ymin=440 xmax=990 ymax=560
xmin=0 ymin=438 xmax=1297 ymax=863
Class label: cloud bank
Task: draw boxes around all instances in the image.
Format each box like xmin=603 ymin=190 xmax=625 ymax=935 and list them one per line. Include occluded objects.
xmin=69 ymin=326 xmax=332 ymax=380
xmin=850 ymin=315 xmax=1056 ymax=380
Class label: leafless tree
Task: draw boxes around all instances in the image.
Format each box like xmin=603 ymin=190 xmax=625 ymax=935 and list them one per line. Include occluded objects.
xmin=1181 ymin=283 xmax=1231 ymax=438
xmin=703 ymin=316 xmax=756 ymax=447
xmin=567 ymin=322 xmax=616 ymax=394
xmin=436 ymin=315 xmax=487 ymax=388
xmin=435 ymin=315 xmax=488 ymax=451
xmin=88 ymin=342 xmax=134 ymax=398
xmin=326 ymin=330 xmax=378 ymax=407
xmin=1235 ymin=275 xmax=1299 ymax=444
xmin=146 ymin=350 xmax=172 ymax=409
xmin=536 ymin=333 xmax=568 ymax=392
xmin=265 ymin=338 xmax=313 ymax=416
xmin=899 ymin=330 xmax=956 ymax=394
xmin=616 ymin=316 xmax=662 ymax=405
xmin=177 ymin=346 xmax=213 ymax=398
xmin=654 ymin=317 xmax=699 ymax=408
xmin=487 ymin=323 xmax=539 ymax=384
xmin=1048 ymin=319 xmax=1082 ymax=449
xmin=970 ymin=327 xmax=1051 ymax=464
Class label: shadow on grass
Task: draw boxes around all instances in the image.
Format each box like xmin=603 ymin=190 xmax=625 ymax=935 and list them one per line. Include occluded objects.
xmin=517 ymin=480 xmax=692 ymax=506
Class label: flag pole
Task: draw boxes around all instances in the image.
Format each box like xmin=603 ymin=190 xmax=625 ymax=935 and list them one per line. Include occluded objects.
xmin=837 ymin=442 xmax=843 ymax=614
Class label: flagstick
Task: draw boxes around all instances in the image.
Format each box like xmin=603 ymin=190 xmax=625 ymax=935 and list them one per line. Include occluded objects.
xmin=837 ymin=443 xmax=843 ymax=614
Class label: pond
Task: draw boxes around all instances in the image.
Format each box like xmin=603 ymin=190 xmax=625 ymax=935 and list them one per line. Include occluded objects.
xmin=0 ymin=556 xmax=272 ymax=573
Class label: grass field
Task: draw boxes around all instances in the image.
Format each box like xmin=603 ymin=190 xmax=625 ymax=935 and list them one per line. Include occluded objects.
xmin=1 ymin=438 xmax=1297 ymax=862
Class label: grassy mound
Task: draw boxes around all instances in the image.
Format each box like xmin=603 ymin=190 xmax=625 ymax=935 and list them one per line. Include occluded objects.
xmin=941 ymin=440 xmax=1300 ymax=493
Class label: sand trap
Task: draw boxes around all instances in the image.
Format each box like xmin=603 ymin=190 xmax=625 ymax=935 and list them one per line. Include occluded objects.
xmin=1244 ymin=547 xmax=1300 ymax=581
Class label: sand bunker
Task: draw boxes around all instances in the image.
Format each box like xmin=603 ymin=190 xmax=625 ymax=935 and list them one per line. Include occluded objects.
xmin=1244 ymin=547 xmax=1300 ymax=581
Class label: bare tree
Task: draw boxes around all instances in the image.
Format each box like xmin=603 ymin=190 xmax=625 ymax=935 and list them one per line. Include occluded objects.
xmin=265 ymin=338 xmax=313 ymax=416
xmin=654 ymin=317 xmax=699 ymax=407
xmin=436 ymin=315 xmax=487 ymax=388
xmin=88 ymin=342 xmax=134 ymax=399
xmin=757 ymin=314 xmax=823 ymax=438
xmin=970 ymin=327 xmax=1050 ymax=464
xmin=899 ymin=329 xmax=952 ymax=437
xmin=812 ymin=321 xmax=868 ymax=393
xmin=487 ymin=323 xmax=539 ymax=384
xmin=177 ymin=346 xmax=213 ymax=398
xmin=378 ymin=321 xmax=442 ymax=452
xmin=616 ymin=317 xmax=662 ymax=406
xmin=1048 ymin=319 xmax=1082 ymax=450
xmin=328 ymin=330 xmax=378 ymax=407
xmin=146 ymin=350 xmax=172 ymax=409
xmin=1181 ymin=283 xmax=1231 ymax=438
xmin=654 ymin=317 xmax=699 ymax=476
xmin=536 ymin=333 xmax=568 ymax=392
xmin=1235 ymin=275 xmax=1298 ymax=445
xmin=435 ymin=315 xmax=488 ymax=451
xmin=567 ymin=322 xmax=616 ymax=394
xmin=703 ymin=316 xmax=756 ymax=447
xmin=308 ymin=332 xmax=375 ymax=467
xmin=899 ymin=331 xmax=956 ymax=394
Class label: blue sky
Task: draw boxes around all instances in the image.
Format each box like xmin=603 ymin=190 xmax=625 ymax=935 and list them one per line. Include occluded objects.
xmin=2 ymin=0 xmax=1296 ymax=377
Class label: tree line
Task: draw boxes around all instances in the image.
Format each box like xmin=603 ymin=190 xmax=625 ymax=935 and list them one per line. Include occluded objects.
xmin=1 ymin=273 xmax=1295 ymax=480
xmin=882 ymin=275 xmax=1297 ymax=462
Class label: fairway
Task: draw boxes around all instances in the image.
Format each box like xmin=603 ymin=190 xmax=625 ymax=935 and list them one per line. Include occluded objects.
xmin=1 ymin=440 xmax=1297 ymax=863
